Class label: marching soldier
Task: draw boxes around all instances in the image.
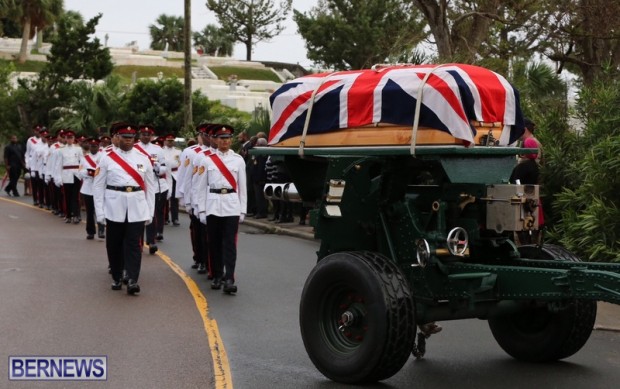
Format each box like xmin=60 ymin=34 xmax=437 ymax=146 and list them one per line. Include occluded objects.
xmin=195 ymin=124 xmax=247 ymax=294
xmin=79 ymin=138 xmax=104 ymax=239
xmin=33 ymin=129 xmax=50 ymax=209
xmin=25 ymin=125 xmax=42 ymax=205
xmin=93 ymin=123 xmax=156 ymax=294
xmin=188 ymin=125 xmax=215 ymax=276
xmin=176 ymin=124 xmax=209 ymax=270
xmin=52 ymin=130 xmax=83 ymax=224
xmin=162 ymin=134 xmax=182 ymax=226
xmin=135 ymin=125 xmax=168 ymax=254
xmin=45 ymin=129 xmax=66 ymax=216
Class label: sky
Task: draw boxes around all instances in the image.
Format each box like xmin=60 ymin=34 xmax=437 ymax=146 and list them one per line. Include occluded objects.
xmin=63 ymin=0 xmax=317 ymax=68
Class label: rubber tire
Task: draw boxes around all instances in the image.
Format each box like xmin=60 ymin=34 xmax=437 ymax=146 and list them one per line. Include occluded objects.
xmin=488 ymin=244 xmax=597 ymax=362
xmin=299 ymin=251 xmax=415 ymax=384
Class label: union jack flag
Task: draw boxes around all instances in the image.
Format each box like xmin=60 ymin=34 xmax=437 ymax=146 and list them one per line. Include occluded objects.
xmin=268 ymin=64 xmax=525 ymax=146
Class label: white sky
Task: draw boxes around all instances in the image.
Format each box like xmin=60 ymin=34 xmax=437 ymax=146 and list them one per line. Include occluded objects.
xmin=63 ymin=0 xmax=317 ymax=68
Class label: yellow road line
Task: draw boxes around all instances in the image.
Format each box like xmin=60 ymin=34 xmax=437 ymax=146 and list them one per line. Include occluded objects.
xmin=1 ymin=197 xmax=233 ymax=387
xmin=154 ymin=248 xmax=234 ymax=389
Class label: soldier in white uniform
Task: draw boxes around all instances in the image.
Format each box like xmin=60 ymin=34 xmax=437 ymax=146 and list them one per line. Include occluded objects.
xmin=45 ymin=129 xmax=65 ymax=216
xmin=32 ymin=130 xmax=50 ymax=209
xmin=195 ymin=125 xmax=247 ymax=294
xmin=162 ymin=134 xmax=182 ymax=226
xmin=93 ymin=123 xmax=156 ymax=294
xmin=78 ymin=138 xmax=104 ymax=239
xmin=176 ymin=124 xmax=209 ymax=270
xmin=52 ymin=130 xmax=83 ymax=224
xmin=188 ymin=125 xmax=216 ymax=275
xmin=135 ymin=125 xmax=169 ymax=254
xmin=25 ymin=125 xmax=42 ymax=205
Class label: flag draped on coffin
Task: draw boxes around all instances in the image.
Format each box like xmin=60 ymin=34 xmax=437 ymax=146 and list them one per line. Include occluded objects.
xmin=268 ymin=64 xmax=525 ymax=146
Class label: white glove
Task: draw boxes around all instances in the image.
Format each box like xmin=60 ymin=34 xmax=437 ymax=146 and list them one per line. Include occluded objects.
xmin=239 ymin=213 xmax=245 ymax=223
xmin=145 ymin=217 xmax=153 ymax=226
xmin=199 ymin=213 xmax=207 ymax=225
xmin=185 ymin=204 xmax=193 ymax=215
xmin=97 ymin=216 xmax=106 ymax=225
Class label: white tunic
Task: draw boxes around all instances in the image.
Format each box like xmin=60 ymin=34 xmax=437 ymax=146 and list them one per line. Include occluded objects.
xmin=195 ymin=149 xmax=247 ymax=217
xmin=190 ymin=148 xmax=214 ymax=211
xmin=78 ymin=151 xmax=102 ymax=196
xmin=25 ymin=136 xmax=41 ymax=171
xmin=93 ymin=148 xmax=156 ymax=223
xmin=175 ymin=144 xmax=201 ymax=204
xmin=136 ymin=141 xmax=169 ymax=194
xmin=162 ymin=145 xmax=182 ymax=196
xmin=53 ymin=144 xmax=83 ymax=184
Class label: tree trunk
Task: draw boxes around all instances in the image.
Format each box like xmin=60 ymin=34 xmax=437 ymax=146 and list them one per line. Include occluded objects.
xmin=183 ymin=0 xmax=192 ymax=131
xmin=245 ymin=40 xmax=252 ymax=61
xmin=18 ymin=16 xmax=32 ymax=63
xmin=414 ymin=0 xmax=453 ymax=60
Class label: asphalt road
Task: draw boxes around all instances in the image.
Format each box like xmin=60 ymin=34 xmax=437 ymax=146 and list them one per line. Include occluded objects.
xmin=2 ymin=195 xmax=620 ymax=389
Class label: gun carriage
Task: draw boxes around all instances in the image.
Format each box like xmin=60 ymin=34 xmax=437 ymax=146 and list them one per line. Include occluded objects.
xmin=253 ymin=64 xmax=620 ymax=384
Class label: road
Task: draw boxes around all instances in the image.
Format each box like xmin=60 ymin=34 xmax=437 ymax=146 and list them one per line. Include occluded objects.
xmin=2 ymin=195 xmax=620 ymax=388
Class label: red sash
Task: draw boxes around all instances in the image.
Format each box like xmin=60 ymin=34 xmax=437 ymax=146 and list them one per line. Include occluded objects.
xmin=133 ymin=143 xmax=153 ymax=165
xmin=30 ymin=138 xmax=38 ymax=144
xmin=84 ymin=154 xmax=97 ymax=169
xmin=208 ymin=154 xmax=237 ymax=191
xmin=108 ymin=151 xmax=146 ymax=192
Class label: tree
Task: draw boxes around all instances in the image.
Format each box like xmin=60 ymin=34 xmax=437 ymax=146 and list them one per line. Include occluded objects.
xmin=13 ymin=14 xmax=113 ymax=130
xmin=41 ymin=14 xmax=113 ymax=85
xmin=149 ymin=14 xmax=185 ymax=51
xmin=52 ymin=76 xmax=125 ymax=134
xmin=410 ymin=0 xmax=543 ymax=65
xmin=540 ymin=0 xmax=620 ymax=86
xmin=0 ymin=61 xmax=21 ymax=140
xmin=11 ymin=0 xmax=64 ymax=63
xmin=295 ymin=0 xmax=426 ymax=70
xmin=193 ymin=24 xmax=234 ymax=56
xmin=206 ymin=0 xmax=292 ymax=61
xmin=546 ymin=76 xmax=620 ymax=262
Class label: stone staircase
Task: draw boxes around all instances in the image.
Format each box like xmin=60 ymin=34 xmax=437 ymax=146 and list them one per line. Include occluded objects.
xmin=191 ymin=65 xmax=215 ymax=79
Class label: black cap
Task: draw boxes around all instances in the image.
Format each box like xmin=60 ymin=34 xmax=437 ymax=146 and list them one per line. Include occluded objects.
xmin=213 ymin=124 xmax=235 ymax=138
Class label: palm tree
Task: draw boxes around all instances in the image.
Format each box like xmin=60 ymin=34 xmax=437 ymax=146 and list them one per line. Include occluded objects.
xmin=193 ymin=24 xmax=234 ymax=57
xmin=149 ymin=14 xmax=185 ymax=52
xmin=14 ymin=0 xmax=64 ymax=63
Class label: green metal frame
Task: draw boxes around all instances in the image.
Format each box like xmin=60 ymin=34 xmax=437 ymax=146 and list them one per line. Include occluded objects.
xmin=253 ymin=144 xmax=620 ymax=323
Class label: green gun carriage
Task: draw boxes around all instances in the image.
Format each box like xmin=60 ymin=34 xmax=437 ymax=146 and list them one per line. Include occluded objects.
xmin=253 ymin=64 xmax=620 ymax=384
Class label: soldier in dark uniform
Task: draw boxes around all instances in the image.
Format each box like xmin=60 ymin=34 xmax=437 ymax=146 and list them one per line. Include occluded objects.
xmin=93 ymin=123 xmax=156 ymax=294
xmin=3 ymin=135 xmax=25 ymax=197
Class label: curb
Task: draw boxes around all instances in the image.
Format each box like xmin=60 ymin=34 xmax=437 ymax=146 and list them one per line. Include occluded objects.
xmin=243 ymin=219 xmax=316 ymax=241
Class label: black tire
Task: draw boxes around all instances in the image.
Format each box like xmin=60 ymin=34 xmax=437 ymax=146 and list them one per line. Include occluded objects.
xmin=299 ymin=251 xmax=415 ymax=384
xmin=488 ymin=244 xmax=597 ymax=362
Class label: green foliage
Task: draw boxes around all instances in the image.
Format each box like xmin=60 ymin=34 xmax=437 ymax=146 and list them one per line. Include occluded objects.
xmin=193 ymin=24 xmax=234 ymax=57
xmin=546 ymin=77 xmax=620 ymax=262
xmin=295 ymin=0 xmax=426 ymax=70
xmin=42 ymin=13 xmax=113 ymax=84
xmin=207 ymin=0 xmax=292 ymax=61
xmin=246 ymin=106 xmax=270 ymax=136
xmin=149 ymin=14 xmax=185 ymax=52
xmin=52 ymin=75 xmax=126 ymax=135
xmin=0 ymin=61 xmax=21 ymax=140
xmin=119 ymin=77 xmax=185 ymax=133
xmin=119 ymin=77 xmax=249 ymax=136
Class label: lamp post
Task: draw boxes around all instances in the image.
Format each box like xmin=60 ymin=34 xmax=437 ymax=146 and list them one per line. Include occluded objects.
xmin=183 ymin=0 xmax=193 ymax=131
